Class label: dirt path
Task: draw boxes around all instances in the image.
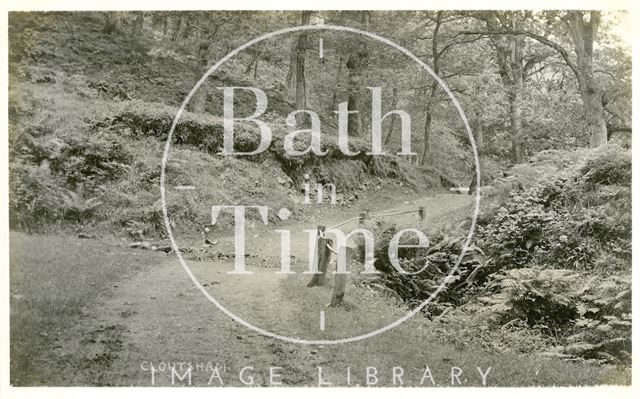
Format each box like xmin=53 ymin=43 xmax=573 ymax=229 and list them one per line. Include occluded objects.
xmin=39 ymin=194 xmax=616 ymax=387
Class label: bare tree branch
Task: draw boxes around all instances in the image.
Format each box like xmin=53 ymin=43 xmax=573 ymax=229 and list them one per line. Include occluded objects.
xmin=437 ymin=34 xmax=485 ymax=59
xmin=460 ymin=29 xmax=579 ymax=76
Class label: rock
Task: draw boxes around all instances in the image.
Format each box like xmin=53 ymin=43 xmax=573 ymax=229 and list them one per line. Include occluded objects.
xmin=129 ymin=241 xmax=151 ymax=250
xmin=78 ymin=233 xmax=96 ymax=239
xmin=564 ymin=342 xmax=596 ymax=355
xmin=449 ymin=187 xmax=470 ymax=194
xmin=277 ymin=177 xmax=287 ymax=185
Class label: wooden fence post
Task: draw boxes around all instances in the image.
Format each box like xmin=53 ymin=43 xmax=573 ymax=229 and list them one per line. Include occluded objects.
xmin=330 ymin=245 xmax=352 ymax=307
xmin=359 ymin=210 xmax=368 ymax=225
xmin=307 ymin=226 xmax=332 ymax=287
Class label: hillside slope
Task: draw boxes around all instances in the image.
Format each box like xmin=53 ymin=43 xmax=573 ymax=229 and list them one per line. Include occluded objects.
xmin=8 ymin=12 xmax=452 ymax=237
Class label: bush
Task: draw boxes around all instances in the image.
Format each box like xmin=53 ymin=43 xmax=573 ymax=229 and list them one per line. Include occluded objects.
xmin=464 ymin=147 xmax=630 ymax=363
xmin=580 ymin=149 xmax=631 ymax=186
xmin=109 ymin=100 xmax=442 ymax=192
xmin=111 ymin=100 xmax=229 ymax=150
xmin=363 ymin=225 xmax=487 ymax=316
xmin=9 ymin=163 xmax=64 ymax=229
xmin=10 ymin=130 xmax=131 ymax=229
xmin=475 ymin=267 xmax=631 ymax=363
xmin=60 ymin=185 xmax=103 ymax=221
xmin=476 ymin=147 xmax=631 ymax=272
xmin=366 ymin=145 xmax=631 ymax=363
xmin=16 ymin=131 xmax=131 ymax=189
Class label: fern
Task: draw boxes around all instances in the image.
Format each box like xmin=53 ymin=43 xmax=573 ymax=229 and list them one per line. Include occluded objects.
xmin=478 ymin=267 xmax=631 ymax=363
xmin=60 ymin=185 xmax=102 ymax=220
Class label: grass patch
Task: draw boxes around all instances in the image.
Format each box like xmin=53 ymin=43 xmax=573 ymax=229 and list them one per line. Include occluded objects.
xmin=9 ymin=232 xmax=167 ymax=385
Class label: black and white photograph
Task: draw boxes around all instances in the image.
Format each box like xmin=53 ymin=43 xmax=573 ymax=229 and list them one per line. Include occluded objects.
xmin=1 ymin=1 xmax=637 ymax=396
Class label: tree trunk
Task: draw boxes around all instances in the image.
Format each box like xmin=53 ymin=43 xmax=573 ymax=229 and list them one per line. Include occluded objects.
xmin=509 ymin=47 xmax=524 ymax=163
xmin=133 ymin=12 xmax=144 ymax=35
xmin=331 ymin=56 xmax=343 ymax=120
xmin=189 ymin=41 xmax=209 ymax=114
xmin=419 ymin=12 xmax=443 ymax=166
xmin=509 ymin=92 xmax=524 ymax=163
xmin=482 ymin=12 xmax=527 ymax=164
xmin=285 ymin=41 xmax=296 ymax=94
xmin=506 ymin=11 xmax=607 ymax=147
xmin=346 ymin=52 xmax=365 ymax=136
xmin=294 ymin=12 xmax=311 ymax=125
xmin=568 ymin=11 xmax=607 ymax=147
xmin=492 ymin=37 xmax=525 ymax=163
xmin=420 ymin=82 xmax=439 ymax=165
xmin=510 ymin=34 xmax=525 ymax=163
xmin=579 ymin=77 xmax=607 ymax=147
xmin=469 ymin=120 xmax=484 ymax=194
xmin=243 ymin=46 xmax=262 ymax=79
xmin=103 ymin=13 xmax=119 ymax=35
xmin=384 ymin=87 xmax=398 ymax=145
xmin=575 ymin=50 xmax=607 ymax=147
xmin=161 ymin=16 xmax=169 ymax=37
xmin=295 ymin=35 xmax=307 ymax=115
xmin=172 ymin=17 xmax=183 ymax=41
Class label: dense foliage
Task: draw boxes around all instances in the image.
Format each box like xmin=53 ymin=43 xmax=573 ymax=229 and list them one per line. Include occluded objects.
xmin=9 ymin=130 xmax=131 ymax=229
xmin=368 ymin=146 xmax=631 ymax=364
